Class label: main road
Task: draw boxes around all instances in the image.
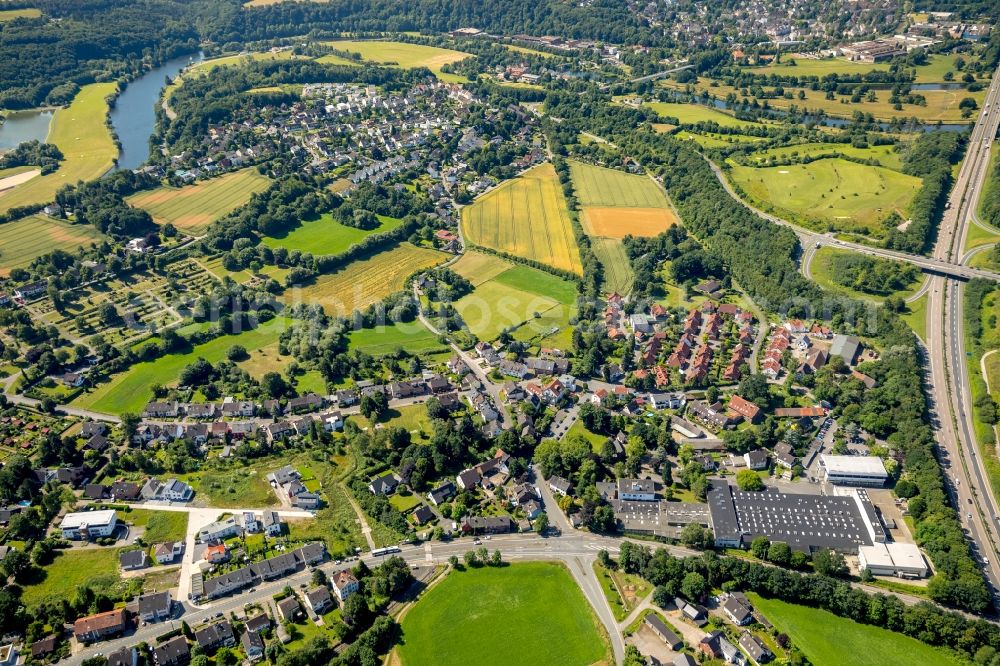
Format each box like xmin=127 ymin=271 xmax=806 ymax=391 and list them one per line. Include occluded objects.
xmin=925 ymin=61 xmax=1000 ymax=599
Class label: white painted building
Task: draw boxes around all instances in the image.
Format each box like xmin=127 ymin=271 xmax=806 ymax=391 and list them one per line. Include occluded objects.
xmin=60 ymin=510 xmax=118 ymax=540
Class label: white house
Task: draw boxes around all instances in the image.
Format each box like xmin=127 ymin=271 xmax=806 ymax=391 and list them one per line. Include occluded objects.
xmin=60 ymin=510 xmax=118 ymax=540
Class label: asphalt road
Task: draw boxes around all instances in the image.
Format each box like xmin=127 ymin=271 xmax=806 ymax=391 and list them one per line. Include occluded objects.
xmin=925 ymin=60 xmax=1000 ymax=601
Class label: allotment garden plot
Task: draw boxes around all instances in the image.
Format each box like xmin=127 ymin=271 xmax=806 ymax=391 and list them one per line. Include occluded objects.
xmin=126 ymin=168 xmax=270 ymax=235
xmin=461 ymin=163 xmax=582 ymax=275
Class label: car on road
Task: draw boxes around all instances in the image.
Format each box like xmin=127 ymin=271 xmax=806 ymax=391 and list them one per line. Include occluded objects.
xmin=968 ymin=512 xmax=973 ymax=519
xmin=969 ymin=498 xmax=973 ymax=504
xmin=473 ymin=538 xmax=482 ymax=545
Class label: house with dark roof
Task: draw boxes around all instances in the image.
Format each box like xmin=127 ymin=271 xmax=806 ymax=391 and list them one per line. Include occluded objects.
xmin=644 ymin=613 xmax=683 ymax=650
xmin=276 ymin=596 xmax=301 ymax=622
xmin=120 ymin=549 xmax=149 ymax=571
xmin=194 ymin=621 xmax=235 ymax=651
xmin=723 ymin=594 xmax=754 ymax=625
xmin=739 ymin=631 xmax=772 ymax=664
xmin=412 ymin=504 xmax=434 ymax=525
xmin=242 ymin=630 xmax=265 ymax=662
xmin=369 ymin=471 xmax=399 ymax=495
xmin=135 ymin=591 xmax=173 ymax=622
xmin=106 ymin=646 xmax=137 ymax=666
xmin=428 ymin=481 xmax=455 ymax=506
xmin=153 ymin=636 xmax=189 ymax=666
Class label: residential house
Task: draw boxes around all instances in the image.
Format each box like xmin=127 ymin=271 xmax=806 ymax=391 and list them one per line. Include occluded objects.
xmin=276 ymin=597 xmax=301 ymax=623
xmin=412 ymin=505 xmax=434 ymax=525
xmin=74 ymin=608 xmax=128 ymax=643
xmin=263 ymin=510 xmax=283 ymax=536
xmin=460 ymin=516 xmax=514 ymax=535
xmin=198 ymin=517 xmax=240 ymax=543
xmin=241 ymin=630 xmax=265 ymax=662
xmin=332 ymin=570 xmax=360 ymax=603
xmin=135 ymin=591 xmax=173 ymax=622
xmin=728 ymin=395 xmax=761 ymax=424
xmin=154 ymin=541 xmax=184 ymax=564
xmin=205 ymin=543 xmax=228 ymax=564
xmin=723 ymin=594 xmax=754 ymax=625
xmin=369 ymin=472 xmax=400 ymax=495
xmin=739 ymin=632 xmax=773 ymax=665
xmin=744 ymin=449 xmax=769 ymax=471
xmin=194 ymin=621 xmax=236 ymax=652
xmin=618 ymin=478 xmax=656 ymax=501
xmin=106 ymin=647 xmax=138 ymax=666
xmin=428 ymin=481 xmax=455 ymax=506
xmin=304 ymin=586 xmax=334 ymax=614
xmin=153 ymin=636 xmax=190 ymax=666
xmin=549 ymin=476 xmax=572 ymax=496
xmin=120 ymin=549 xmax=149 ymax=571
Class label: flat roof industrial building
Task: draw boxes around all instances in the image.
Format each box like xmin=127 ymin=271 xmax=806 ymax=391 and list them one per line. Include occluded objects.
xmin=859 ymin=542 xmax=929 ymax=578
xmin=820 ymin=455 xmax=888 ymax=487
xmin=707 ymin=481 xmax=886 ymax=552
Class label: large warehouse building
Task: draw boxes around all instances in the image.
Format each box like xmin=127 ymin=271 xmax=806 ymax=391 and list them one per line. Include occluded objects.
xmin=820 ymin=455 xmax=888 ymax=487
xmin=858 ymin=542 xmax=929 ymax=578
xmin=707 ymin=481 xmax=886 ymax=552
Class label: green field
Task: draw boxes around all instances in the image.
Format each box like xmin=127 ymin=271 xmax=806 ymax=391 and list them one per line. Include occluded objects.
xmin=322 ymin=40 xmax=471 ymax=82
xmin=729 ymin=158 xmax=922 ymax=235
xmin=262 ymin=213 xmax=403 ymax=254
xmin=453 ymin=252 xmax=576 ymax=341
xmin=744 ymin=142 xmax=905 ymax=171
xmin=347 ymin=322 xmax=445 ymax=356
xmin=0 ymin=83 xmax=118 ymax=213
xmin=809 ymin=247 xmax=923 ymax=302
xmin=126 ymin=168 xmax=270 ymax=235
xmin=288 ymin=243 xmax=447 ymax=316
xmin=23 ymin=548 xmax=125 ymax=607
xmin=397 ymin=563 xmax=609 ymax=666
xmin=749 ymin=56 xmax=890 ymax=79
xmin=74 ymin=317 xmax=290 ymax=415
xmin=902 ymin=292 xmax=929 ymax=341
xmin=568 ymin=160 xmax=668 ymax=208
xmin=749 ymin=593 xmax=961 ymax=666
xmin=0 ymin=215 xmax=105 ymax=276
xmin=126 ymin=509 xmax=189 ymax=543
xmin=591 ymin=237 xmax=634 ymax=294
xmin=0 ymin=7 xmax=41 ymax=21
xmin=645 ymin=101 xmax=765 ymax=128
xmin=676 ymin=131 xmax=768 ymax=149
xmin=461 ymin=163 xmax=582 ymax=274
xmin=183 ymin=467 xmax=277 ymax=508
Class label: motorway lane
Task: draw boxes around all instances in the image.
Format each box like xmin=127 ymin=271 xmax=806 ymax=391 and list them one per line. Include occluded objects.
xmin=926 ymin=60 xmax=1000 ymax=601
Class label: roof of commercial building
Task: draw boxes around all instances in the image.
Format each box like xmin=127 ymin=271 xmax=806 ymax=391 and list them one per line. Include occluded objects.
xmin=821 ymin=455 xmax=888 ymax=477
xmin=707 ymin=481 xmax=876 ymax=552
xmin=860 ymin=542 xmax=926 ymax=570
xmin=60 ymin=510 xmax=117 ymax=530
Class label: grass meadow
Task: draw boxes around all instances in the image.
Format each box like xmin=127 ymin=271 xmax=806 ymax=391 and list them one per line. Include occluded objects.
xmin=73 ymin=317 xmax=290 ymax=415
xmin=452 ymin=251 xmax=576 ymax=341
xmin=322 ymin=40 xmax=471 ymax=82
xmin=461 ymin=163 xmax=582 ymax=274
xmin=22 ymin=548 xmax=125 ymax=607
xmin=728 ymin=158 xmax=922 ymax=235
xmin=262 ymin=213 xmax=403 ymax=254
xmin=749 ymin=593 xmax=962 ymax=666
xmin=644 ymin=101 xmax=766 ymax=128
xmin=0 ymin=215 xmax=105 ymax=276
xmin=347 ymin=322 xmax=445 ymax=356
xmin=286 ymin=243 xmax=447 ymax=316
xmin=397 ymin=563 xmax=609 ymax=666
xmin=744 ymin=142 xmax=905 ymax=171
xmin=126 ymin=168 xmax=270 ymax=235
xmin=0 ymin=83 xmax=118 ymax=214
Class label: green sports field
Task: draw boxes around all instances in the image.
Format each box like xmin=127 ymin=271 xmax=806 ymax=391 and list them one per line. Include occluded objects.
xmin=568 ymin=160 xmax=668 ymax=208
xmin=461 ymin=163 xmax=582 ymax=274
xmin=0 ymin=83 xmax=118 ymax=214
xmin=126 ymin=168 xmax=270 ymax=235
xmin=322 ymin=40 xmax=471 ymax=82
xmin=749 ymin=593 xmax=962 ymax=666
xmin=728 ymin=158 xmax=922 ymax=235
xmin=0 ymin=215 xmax=105 ymax=276
xmin=453 ymin=252 xmax=576 ymax=341
xmin=262 ymin=213 xmax=403 ymax=255
xmin=74 ymin=317 xmax=291 ymax=415
xmin=397 ymin=563 xmax=609 ymax=666
xmin=347 ymin=322 xmax=445 ymax=356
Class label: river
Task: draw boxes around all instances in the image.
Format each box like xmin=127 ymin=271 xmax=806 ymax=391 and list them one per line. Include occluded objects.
xmin=110 ymin=51 xmax=204 ymax=171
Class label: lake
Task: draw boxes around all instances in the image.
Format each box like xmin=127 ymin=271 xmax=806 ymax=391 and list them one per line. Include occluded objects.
xmin=110 ymin=51 xmax=204 ymax=170
xmin=0 ymin=109 xmax=54 ymax=152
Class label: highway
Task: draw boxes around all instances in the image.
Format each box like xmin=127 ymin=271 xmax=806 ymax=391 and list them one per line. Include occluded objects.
xmin=925 ymin=60 xmax=1000 ymax=602
xmin=706 ymin=159 xmax=1000 ymax=283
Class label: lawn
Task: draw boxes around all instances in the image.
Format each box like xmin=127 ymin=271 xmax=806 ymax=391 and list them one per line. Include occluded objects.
xmin=809 ymin=247 xmax=923 ymax=302
xmin=568 ymin=160 xmax=669 ymax=208
xmin=23 ymin=548 xmax=125 ymax=607
xmin=262 ymin=213 xmax=403 ymax=255
xmin=902 ymin=292 xmax=929 ymax=342
xmin=744 ymin=142 xmax=905 ymax=172
xmin=397 ymin=562 xmax=609 ymax=666
xmin=461 ymin=163 xmax=582 ymax=274
xmin=0 ymin=83 xmax=118 ymax=214
xmin=591 ymin=237 xmax=634 ymax=294
xmin=0 ymin=215 xmax=105 ymax=276
xmin=593 ymin=562 xmax=652 ymax=622
xmin=322 ymin=40 xmax=471 ymax=82
xmin=0 ymin=7 xmax=41 ymax=21
xmin=749 ymin=593 xmax=962 ymax=666
xmin=286 ymin=243 xmax=447 ymax=316
xmin=125 ymin=509 xmax=189 ymax=543
xmin=728 ymin=158 xmax=922 ymax=236
xmin=126 ymin=168 xmax=270 ymax=235
xmin=184 ymin=467 xmax=277 ymax=508
xmin=73 ymin=316 xmax=291 ymax=415
xmin=568 ymin=420 xmax=608 ymax=452
xmin=347 ymin=322 xmax=445 ymax=356
xmin=454 ymin=262 xmax=576 ymax=341
xmin=644 ymin=101 xmax=765 ymax=128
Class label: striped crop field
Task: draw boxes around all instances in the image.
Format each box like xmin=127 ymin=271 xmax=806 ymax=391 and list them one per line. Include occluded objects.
xmin=0 ymin=215 xmax=105 ymax=276
xmin=127 ymin=168 xmax=270 ymax=235
xmin=285 ymin=243 xmax=447 ymax=316
xmin=569 ymin=160 xmax=668 ymax=208
xmin=590 ymin=237 xmax=634 ymax=295
xmin=461 ymin=163 xmax=582 ymax=274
